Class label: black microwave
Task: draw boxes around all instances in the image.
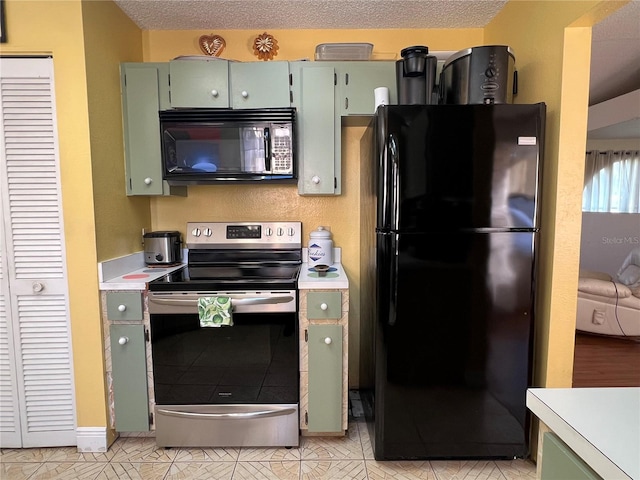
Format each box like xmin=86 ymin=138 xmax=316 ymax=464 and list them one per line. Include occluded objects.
xmin=159 ymin=108 xmax=296 ymax=185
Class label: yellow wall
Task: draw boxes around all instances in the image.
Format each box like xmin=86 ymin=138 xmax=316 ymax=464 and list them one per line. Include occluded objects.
xmin=1 ymin=0 xmax=628 ymax=444
xmin=82 ymin=1 xmax=153 ymax=260
xmin=0 ymin=0 xmax=147 ymax=437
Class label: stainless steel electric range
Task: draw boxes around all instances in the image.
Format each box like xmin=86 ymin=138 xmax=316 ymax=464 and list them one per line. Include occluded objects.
xmin=147 ymin=221 xmax=302 ymax=448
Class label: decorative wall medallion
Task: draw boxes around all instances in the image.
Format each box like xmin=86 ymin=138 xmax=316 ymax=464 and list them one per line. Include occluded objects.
xmin=199 ymin=34 xmax=226 ymax=56
xmin=253 ymin=32 xmax=279 ymax=61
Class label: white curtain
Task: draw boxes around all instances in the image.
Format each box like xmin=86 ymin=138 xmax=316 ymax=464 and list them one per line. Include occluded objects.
xmin=583 ymin=150 xmax=640 ymax=213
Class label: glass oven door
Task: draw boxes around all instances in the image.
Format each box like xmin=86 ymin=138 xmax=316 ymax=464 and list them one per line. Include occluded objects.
xmin=149 ymin=291 xmax=299 ymax=406
xmin=151 ymin=311 xmax=298 ymax=406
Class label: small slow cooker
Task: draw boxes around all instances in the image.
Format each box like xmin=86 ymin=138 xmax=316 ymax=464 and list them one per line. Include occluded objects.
xmin=144 ymin=231 xmax=182 ymax=265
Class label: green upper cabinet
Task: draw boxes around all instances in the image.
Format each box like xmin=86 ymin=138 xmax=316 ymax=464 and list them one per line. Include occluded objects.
xmin=120 ymin=63 xmax=186 ymax=196
xmin=169 ymin=58 xmax=230 ymax=108
xmin=169 ymin=60 xmax=290 ymax=109
xmin=121 ymin=60 xmax=396 ymax=196
xmin=229 ymin=61 xmax=291 ymax=109
xmin=290 ymin=62 xmax=340 ymax=195
xmin=337 ymin=61 xmax=397 ymax=115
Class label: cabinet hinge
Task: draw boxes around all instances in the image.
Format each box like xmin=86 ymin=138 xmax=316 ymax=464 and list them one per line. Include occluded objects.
xmin=345 ymin=73 xmax=349 ymax=85
xmin=149 ymin=412 xmax=154 ymax=426
xmin=304 ymin=329 xmax=308 ymax=342
xmin=305 ymin=411 xmax=308 ymax=425
xmin=289 ymin=73 xmax=293 ymax=86
xmin=144 ymin=328 xmax=150 ymax=342
xmin=290 ymin=91 xmax=293 ymax=104
xmin=123 ymin=74 xmax=126 ymax=87
xmin=334 ymin=72 xmax=337 ymax=86
xmin=334 ymin=177 xmax=338 ymax=189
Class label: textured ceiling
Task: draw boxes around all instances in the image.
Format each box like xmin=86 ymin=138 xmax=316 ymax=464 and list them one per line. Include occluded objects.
xmin=114 ymin=0 xmax=640 ymax=138
xmin=589 ymin=0 xmax=640 ymax=106
xmin=113 ymin=0 xmax=509 ymax=30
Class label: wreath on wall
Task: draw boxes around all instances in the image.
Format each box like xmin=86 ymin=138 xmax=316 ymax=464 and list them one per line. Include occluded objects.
xmin=253 ymin=32 xmax=279 ymax=61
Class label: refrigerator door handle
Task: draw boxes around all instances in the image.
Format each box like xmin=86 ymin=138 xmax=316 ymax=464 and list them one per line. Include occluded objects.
xmin=389 ymin=134 xmax=400 ymax=231
xmin=389 ymin=232 xmax=399 ymax=326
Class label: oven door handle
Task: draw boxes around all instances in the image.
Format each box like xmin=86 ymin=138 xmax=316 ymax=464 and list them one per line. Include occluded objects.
xmin=149 ymin=295 xmax=295 ymax=307
xmin=156 ymin=408 xmax=297 ymax=420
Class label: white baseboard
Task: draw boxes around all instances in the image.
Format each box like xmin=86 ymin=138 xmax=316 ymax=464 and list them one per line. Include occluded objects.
xmin=76 ymin=427 xmax=109 ymax=452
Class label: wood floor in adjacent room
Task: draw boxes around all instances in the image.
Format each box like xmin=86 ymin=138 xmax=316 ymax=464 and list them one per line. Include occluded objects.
xmin=572 ymin=332 xmax=640 ymax=387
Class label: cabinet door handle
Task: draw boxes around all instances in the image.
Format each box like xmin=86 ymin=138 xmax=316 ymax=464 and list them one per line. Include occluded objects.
xmin=118 ymin=336 xmax=129 ymax=345
xmin=118 ymin=304 xmax=127 ymax=312
xmin=211 ymin=89 xmax=219 ymax=97
xmin=320 ymin=303 xmax=328 ymax=311
xmin=144 ymin=177 xmax=152 ymax=185
xmin=324 ymin=337 xmax=332 ymax=345
xmin=311 ymin=175 xmax=321 ymax=184
xmin=241 ymin=90 xmax=249 ymax=98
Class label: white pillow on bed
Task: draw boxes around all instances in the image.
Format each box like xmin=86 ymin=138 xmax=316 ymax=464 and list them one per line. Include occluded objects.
xmin=578 ymin=277 xmax=632 ymax=298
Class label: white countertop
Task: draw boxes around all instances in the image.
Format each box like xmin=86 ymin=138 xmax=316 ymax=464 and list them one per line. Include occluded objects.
xmin=100 ymin=249 xmax=349 ymax=291
xmin=527 ymin=387 xmax=640 ymax=480
xmin=98 ymin=252 xmax=185 ymax=290
xmin=297 ymin=262 xmax=349 ymax=289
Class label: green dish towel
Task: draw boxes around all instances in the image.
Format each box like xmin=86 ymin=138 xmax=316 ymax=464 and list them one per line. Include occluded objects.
xmin=198 ymin=296 xmax=233 ymax=327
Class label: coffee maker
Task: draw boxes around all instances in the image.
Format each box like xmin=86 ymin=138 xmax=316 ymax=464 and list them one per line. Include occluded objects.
xmin=396 ymin=46 xmax=437 ymax=105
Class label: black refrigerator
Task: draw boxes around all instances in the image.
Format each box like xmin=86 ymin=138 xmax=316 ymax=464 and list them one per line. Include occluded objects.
xmin=359 ymin=103 xmax=546 ymax=460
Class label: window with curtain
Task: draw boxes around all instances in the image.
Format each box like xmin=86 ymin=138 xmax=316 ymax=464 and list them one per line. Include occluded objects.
xmin=583 ymin=150 xmax=640 ymax=213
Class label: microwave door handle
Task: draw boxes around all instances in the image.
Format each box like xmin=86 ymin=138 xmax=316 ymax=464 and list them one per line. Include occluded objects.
xmin=264 ymin=127 xmax=271 ymax=171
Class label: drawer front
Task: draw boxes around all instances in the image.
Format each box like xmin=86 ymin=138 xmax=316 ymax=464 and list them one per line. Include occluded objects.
xmin=106 ymin=292 xmax=143 ymax=321
xmin=307 ymin=292 xmax=342 ymax=319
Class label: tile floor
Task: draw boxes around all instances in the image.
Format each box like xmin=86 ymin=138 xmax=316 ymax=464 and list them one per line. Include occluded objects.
xmin=1 ymin=417 xmax=536 ymax=480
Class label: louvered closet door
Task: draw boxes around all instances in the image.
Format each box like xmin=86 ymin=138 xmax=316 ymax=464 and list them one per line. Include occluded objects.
xmin=0 ymin=57 xmax=76 ymax=447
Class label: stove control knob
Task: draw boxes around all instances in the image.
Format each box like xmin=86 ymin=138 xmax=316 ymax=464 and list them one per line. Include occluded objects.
xmin=288 ymin=227 xmax=295 ymax=236
xmin=276 ymin=227 xmax=284 ymax=236
xmin=203 ymin=228 xmax=212 ymax=237
xmin=265 ymin=227 xmax=273 ymax=236
xmin=192 ymin=228 xmax=201 ymax=237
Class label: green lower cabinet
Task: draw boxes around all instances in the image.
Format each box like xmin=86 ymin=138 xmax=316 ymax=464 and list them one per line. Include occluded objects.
xmin=110 ymin=325 xmax=149 ymax=432
xmin=307 ymin=324 xmax=343 ymax=432
xmin=541 ymin=433 xmax=602 ymax=480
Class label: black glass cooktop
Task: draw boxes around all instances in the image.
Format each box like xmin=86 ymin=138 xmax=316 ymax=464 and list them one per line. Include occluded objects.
xmin=148 ymin=264 xmax=300 ymax=291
